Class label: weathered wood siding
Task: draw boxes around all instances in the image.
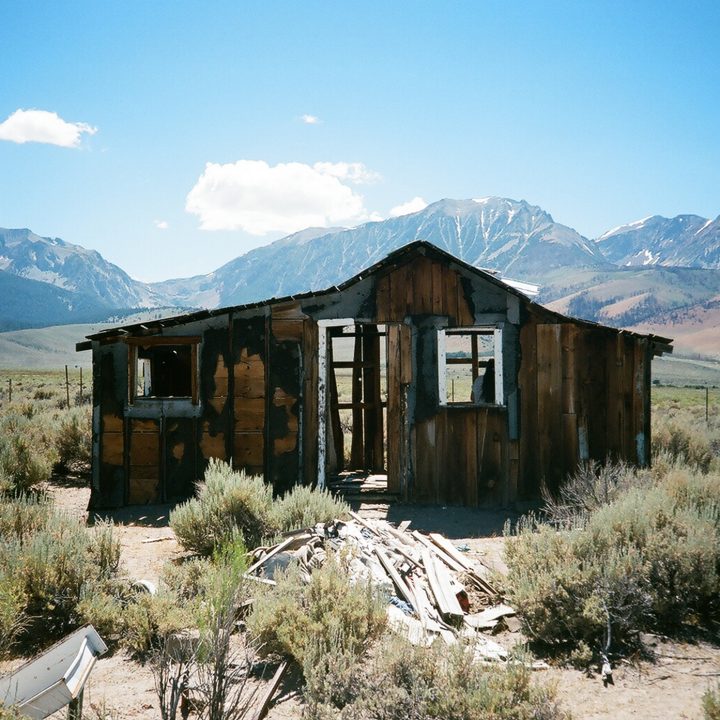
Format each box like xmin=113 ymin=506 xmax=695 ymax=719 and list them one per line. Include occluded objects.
xmin=88 ymin=242 xmax=659 ymax=509
xmin=518 ymin=318 xmax=652 ymax=496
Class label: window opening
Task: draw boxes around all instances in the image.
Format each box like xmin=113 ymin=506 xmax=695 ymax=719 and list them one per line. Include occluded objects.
xmin=128 ymin=337 xmax=199 ymax=403
xmin=438 ymin=327 xmax=503 ymax=405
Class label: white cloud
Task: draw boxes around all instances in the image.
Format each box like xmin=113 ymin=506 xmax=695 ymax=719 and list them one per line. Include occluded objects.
xmin=389 ymin=197 xmax=428 ymax=217
xmin=301 ymin=114 xmax=320 ymax=124
xmin=186 ymin=159 xmax=380 ymax=235
xmin=0 ymin=109 xmax=97 ymax=147
xmin=312 ymin=161 xmax=381 ymax=185
xmin=154 ymin=220 xmax=169 ymax=230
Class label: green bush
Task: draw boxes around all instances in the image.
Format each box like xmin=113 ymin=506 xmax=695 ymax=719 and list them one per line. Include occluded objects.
xmin=0 ymin=414 xmax=58 ymax=494
xmin=246 ymin=551 xmax=386 ymax=666
xmin=56 ymin=407 xmax=91 ymax=468
xmin=170 ymin=459 xmax=273 ymax=555
xmin=171 ymin=460 xmax=350 ymax=555
xmin=652 ymin=411 xmax=718 ymax=472
xmin=505 ymin=464 xmax=720 ymax=652
xmin=319 ymin=636 xmax=570 ymax=720
xmin=0 ymin=494 xmax=52 ymax=542
xmin=270 ymin=484 xmax=349 ymax=532
xmin=123 ymin=592 xmax=196 ymax=657
xmin=0 ymin=497 xmax=124 ymax=651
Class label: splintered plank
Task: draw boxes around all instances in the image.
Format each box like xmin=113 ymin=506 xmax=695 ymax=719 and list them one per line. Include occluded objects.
xmin=375 ymin=546 xmax=418 ymax=612
xmin=422 ymin=549 xmax=464 ymax=620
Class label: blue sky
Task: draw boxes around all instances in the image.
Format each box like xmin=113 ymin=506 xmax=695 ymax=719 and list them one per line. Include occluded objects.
xmin=0 ymin=0 xmax=718 ymax=281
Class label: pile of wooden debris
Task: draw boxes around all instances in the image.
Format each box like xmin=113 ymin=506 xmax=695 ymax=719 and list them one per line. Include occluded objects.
xmin=245 ymin=511 xmax=518 ymax=662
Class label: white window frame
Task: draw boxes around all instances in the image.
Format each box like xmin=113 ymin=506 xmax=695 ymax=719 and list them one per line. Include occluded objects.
xmin=437 ymin=325 xmax=504 ymax=406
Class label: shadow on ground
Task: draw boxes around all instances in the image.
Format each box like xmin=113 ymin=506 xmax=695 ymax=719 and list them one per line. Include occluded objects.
xmin=351 ymin=500 xmax=534 ymax=539
xmin=89 ymin=502 xmax=177 ymax=528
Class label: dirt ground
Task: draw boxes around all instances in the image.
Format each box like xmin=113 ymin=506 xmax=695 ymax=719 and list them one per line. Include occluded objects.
xmin=33 ymin=484 xmax=720 ymax=719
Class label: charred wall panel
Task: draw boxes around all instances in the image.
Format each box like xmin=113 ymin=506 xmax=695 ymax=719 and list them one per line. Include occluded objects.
xmin=95 ymin=344 xmax=127 ymax=508
xmin=128 ymin=418 xmax=160 ymax=504
xmin=198 ymin=327 xmax=232 ymax=467
xmin=164 ymin=417 xmax=197 ymax=501
xmin=268 ymin=305 xmax=304 ymax=494
xmin=232 ymin=316 xmax=266 ymax=476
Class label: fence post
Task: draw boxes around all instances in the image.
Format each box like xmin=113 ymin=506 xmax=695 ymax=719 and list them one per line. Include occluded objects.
xmin=65 ymin=365 xmax=71 ymax=409
xmin=706 ymin=386 xmax=710 ymax=425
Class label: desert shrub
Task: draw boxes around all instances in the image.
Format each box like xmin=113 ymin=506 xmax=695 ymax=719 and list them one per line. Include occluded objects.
xmin=170 ymin=460 xmax=273 ymax=555
xmin=75 ymin=590 xmax=126 ymax=642
xmin=247 ymin=551 xmax=386 ymax=666
xmin=541 ymin=461 xmax=640 ymax=524
xmin=0 ymin=409 xmax=61 ymax=494
xmin=0 ymin=570 xmax=25 ymax=658
xmin=33 ymin=388 xmax=55 ymax=401
xmin=270 ymin=484 xmax=349 ymax=532
xmin=123 ymin=592 xmax=196 ymax=657
xmin=0 ymin=493 xmax=52 ymax=541
xmin=56 ymin=406 xmax=91 ymax=468
xmin=505 ymin=464 xmax=720 ymax=653
xmin=704 ymin=683 xmax=720 ymax=720
xmin=161 ymin=556 xmax=214 ymax=602
xmin=652 ymin=411 xmax=718 ymax=472
xmin=0 ymin=497 xmax=124 ymax=650
xmin=327 ymin=637 xmax=569 ymax=720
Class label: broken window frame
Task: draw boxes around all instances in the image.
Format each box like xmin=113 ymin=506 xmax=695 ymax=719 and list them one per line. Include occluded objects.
xmin=437 ymin=326 xmax=504 ymax=406
xmin=126 ymin=336 xmax=200 ymax=405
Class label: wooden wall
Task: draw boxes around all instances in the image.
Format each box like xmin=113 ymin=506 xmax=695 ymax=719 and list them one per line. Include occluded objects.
xmin=91 ymin=246 xmax=656 ymax=509
xmin=376 ymin=254 xmax=475 ymax=324
xmin=518 ymin=319 xmax=651 ymax=496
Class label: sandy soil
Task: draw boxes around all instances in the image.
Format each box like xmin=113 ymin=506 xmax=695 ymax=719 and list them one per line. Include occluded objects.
xmin=18 ymin=485 xmax=720 ymax=719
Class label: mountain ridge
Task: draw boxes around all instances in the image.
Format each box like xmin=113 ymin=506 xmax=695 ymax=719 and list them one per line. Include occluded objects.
xmin=1 ymin=199 xmax=719 ymax=358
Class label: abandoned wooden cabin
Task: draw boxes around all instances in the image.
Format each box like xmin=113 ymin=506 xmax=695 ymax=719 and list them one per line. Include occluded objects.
xmin=77 ymin=240 xmax=672 ymax=509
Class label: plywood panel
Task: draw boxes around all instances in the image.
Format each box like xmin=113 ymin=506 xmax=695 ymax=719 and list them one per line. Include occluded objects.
xmin=129 ymin=428 xmax=159 ymax=466
xmin=200 ymin=430 xmax=226 ymax=460
xmin=234 ymin=350 xmax=265 ymax=399
xmin=234 ymin=432 xmax=264 ymax=468
xmin=128 ymin=476 xmax=160 ymax=505
xmin=102 ymin=414 xmax=123 ymax=433
xmin=101 ymin=432 xmax=123 ymax=466
xmin=234 ymin=397 xmax=265 ymax=431
xmin=129 ymin=464 xmax=159 ymax=480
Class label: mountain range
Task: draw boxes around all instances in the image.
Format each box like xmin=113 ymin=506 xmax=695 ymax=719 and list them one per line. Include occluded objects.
xmin=1 ymin=198 xmax=719 ymax=355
